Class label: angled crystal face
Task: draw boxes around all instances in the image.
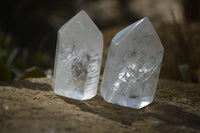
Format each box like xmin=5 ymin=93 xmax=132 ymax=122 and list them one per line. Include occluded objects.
xmin=100 ymin=17 xmax=164 ymax=109
xmin=53 ymin=10 xmax=103 ymax=100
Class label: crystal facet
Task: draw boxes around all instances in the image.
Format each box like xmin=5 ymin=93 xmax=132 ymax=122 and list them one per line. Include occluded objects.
xmin=53 ymin=10 xmax=103 ymax=100
xmin=100 ymin=17 xmax=164 ymax=109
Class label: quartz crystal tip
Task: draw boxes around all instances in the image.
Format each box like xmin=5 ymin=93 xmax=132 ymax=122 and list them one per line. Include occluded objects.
xmin=100 ymin=17 xmax=164 ymax=109
xmin=53 ymin=10 xmax=103 ymax=100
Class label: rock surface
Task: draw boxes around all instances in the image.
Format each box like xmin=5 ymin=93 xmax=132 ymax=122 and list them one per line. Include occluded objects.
xmin=0 ymin=78 xmax=200 ymax=133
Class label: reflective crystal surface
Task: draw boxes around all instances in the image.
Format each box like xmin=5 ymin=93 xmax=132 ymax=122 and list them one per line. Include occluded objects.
xmin=53 ymin=10 xmax=103 ymax=100
xmin=100 ymin=17 xmax=164 ymax=109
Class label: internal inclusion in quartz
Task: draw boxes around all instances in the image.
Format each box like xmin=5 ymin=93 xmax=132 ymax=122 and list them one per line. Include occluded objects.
xmin=53 ymin=10 xmax=103 ymax=100
xmin=100 ymin=17 xmax=164 ymax=109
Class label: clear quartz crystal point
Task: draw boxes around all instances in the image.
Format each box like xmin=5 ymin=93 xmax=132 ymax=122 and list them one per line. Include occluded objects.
xmin=100 ymin=17 xmax=164 ymax=109
xmin=53 ymin=10 xmax=103 ymax=100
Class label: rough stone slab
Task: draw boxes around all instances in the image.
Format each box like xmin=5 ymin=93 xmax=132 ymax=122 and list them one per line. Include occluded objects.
xmin=0 ymin=78 xmax=200 ymax=133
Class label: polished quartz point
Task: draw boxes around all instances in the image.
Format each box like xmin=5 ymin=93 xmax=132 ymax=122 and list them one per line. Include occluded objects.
xmin=53 ymin=10 xmax=103 ymax=100
xmin=100 ymin=17 xmax=164 ymax=109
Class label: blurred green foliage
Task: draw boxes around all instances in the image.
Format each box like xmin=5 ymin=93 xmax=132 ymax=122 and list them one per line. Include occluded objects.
xmin=0 ymin=0 xmax=200 ymax=82
xmin=0 ymin=34 xmax=54 ymax=80
xmin=0 ymin=35 xmax=13 ymax=63
xmin=0 ymin=34 xmax=17 ymax=80
xmin=0 ymin=63 xmax=11 ymax=81
xmin=19 ymin=66 xmax=45 ymax=80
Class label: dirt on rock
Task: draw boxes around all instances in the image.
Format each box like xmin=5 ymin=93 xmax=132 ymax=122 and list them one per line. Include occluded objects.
xmin=0 ymin=78 xmax=200 ymax=133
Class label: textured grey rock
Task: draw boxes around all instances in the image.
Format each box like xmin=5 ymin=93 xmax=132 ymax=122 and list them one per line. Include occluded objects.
xmin=101 ymin=17 xmax=164 ymax=109
xmin=53 ymin=10 xmax=103 ymax=100
xmin=0 ymin=78 xmax=200 ymax=133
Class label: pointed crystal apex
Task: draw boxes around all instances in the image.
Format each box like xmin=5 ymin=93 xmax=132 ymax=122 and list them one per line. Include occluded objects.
xmin=100 ymin=17 xmax=164 ymax=109
xmin=53 ymin=10 xmax=103 ymax=100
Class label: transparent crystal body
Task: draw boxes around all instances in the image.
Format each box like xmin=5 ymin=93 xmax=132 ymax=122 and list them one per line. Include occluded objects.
xmin=53 ymin=10 xmax=103 ymax=100
xmin=100 ymin=17 xmax=164 ymax=109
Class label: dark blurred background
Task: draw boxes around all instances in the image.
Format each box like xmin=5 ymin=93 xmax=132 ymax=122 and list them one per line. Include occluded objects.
xmin=0 ymin=0 xmax=200 ymax=83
